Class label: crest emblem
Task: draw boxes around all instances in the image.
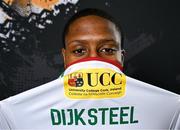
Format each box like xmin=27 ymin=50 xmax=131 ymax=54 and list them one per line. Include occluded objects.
xmin=68 ymin=72 xmax=84 ymax=87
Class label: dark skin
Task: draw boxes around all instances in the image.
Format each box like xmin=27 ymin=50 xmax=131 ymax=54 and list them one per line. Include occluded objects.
xmin=62 ymin=15 xmax=123 ymax=68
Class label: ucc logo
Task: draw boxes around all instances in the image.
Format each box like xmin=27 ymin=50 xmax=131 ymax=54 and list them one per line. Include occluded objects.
xmin=64 ymin=68 xmax=126 ymax=99
xmin=87 ymin=72 xmax=123 ymax=87
xmin=68 ymin=71 xmax=123 ymax=87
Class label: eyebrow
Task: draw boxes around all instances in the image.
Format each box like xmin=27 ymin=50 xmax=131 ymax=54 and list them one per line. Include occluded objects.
xmin=66 ymin=39 xmax=119 ymax=46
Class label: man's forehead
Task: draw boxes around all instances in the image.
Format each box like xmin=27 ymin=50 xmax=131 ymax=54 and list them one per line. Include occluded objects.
xmin=66 ymin=15 xmax=121 ymax=42
xmin=68 ymin=15 xmax=113 ymax=30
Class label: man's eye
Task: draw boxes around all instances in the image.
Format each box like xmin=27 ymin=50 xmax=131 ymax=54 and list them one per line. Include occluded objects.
xmin=99 ymin=48 xmax=118 ymax=55
xmin=72 ymin=49 xmax=86 ymax=56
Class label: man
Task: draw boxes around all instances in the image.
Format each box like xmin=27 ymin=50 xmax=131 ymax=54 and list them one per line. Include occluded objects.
xmin=61 ymin=8 xmax=124 ymax=68
xmin=0 ymin=8 xmax=180 ymax=130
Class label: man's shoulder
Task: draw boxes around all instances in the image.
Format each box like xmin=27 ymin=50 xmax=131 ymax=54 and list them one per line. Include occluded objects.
xmin=126 ymin=76 xmax=180 ymax=99
xmin=0 ymin=78 xmax=62 ymax=106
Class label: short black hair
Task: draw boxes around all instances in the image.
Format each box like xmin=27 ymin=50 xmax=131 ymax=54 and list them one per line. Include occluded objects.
xmin=62 ymin=8 xmax=124 ymax=49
